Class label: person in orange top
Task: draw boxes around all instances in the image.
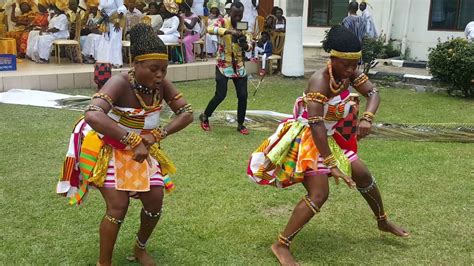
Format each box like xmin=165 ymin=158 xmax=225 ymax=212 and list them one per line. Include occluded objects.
xmin=16 ymin=0 xmax=49 ymax=57
xmin=5 ymin=0 xmax=36 ymax=56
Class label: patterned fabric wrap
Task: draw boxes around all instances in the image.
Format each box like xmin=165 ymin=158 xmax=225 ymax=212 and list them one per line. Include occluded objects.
xmin=247 ymin=90 xmax=358 ymax=188
xmin=57 ymin=105 xmax=177 ymax=205
xmin=94 ymin=63 xmax=112 ymax=90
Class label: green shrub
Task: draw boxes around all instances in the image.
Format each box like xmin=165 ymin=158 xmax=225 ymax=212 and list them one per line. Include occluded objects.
xmin=382 ymin=41 xmax=401 ymax=58
xmin=361 ymin=35 xmax=385 ymax=74
xmin=428 ymin=38 xmax=474 ymax=97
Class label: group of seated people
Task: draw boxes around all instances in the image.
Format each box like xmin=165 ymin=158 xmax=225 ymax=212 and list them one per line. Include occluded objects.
xmin=3 ymin=0 xmax=70 ymax=63
xmin=252 ymin=5 xmax=286 ymax=75
xmin=1 ymin=0 xmax=286 ymax=67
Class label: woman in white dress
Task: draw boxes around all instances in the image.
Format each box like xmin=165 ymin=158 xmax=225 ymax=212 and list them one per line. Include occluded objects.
xmin=145 ymin=2 xmax=162 ymax=33
xmin=95 ymin=0 xmax=127 ymax=68
xmin=26 ymin=0 xmax=69 ymax=63
xmin=156 ymin=0 xmax=179 ymax=44
xmin=80 ymin=0 xmax=102 ymax=63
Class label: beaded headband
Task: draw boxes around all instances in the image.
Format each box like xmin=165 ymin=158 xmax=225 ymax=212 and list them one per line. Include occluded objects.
xmin=330 ymin=49 xmax=362 ymax=60
xmin=134 ymin=53 xmax=168 ymax=62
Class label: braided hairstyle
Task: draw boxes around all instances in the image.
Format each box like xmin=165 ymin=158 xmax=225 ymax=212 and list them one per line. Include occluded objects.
xmin=322 ymin=25 xmax=361 ymax=54
xmin=129 ymin=23 xmax=167 ymax=61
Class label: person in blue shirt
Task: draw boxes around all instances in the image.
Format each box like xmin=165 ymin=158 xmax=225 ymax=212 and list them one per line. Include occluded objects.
xmin=254 ymin=31 xmax=272 ymax=76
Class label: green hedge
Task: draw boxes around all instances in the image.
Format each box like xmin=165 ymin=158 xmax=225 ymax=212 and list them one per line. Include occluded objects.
xmin=428 ymin=38 xmax=474 ymax=97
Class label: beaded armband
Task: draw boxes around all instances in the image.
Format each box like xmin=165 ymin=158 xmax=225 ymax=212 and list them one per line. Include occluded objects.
xmin=84 ymin=104 xmax=105 ymax=113
xmin=307 ymin=116 xmax=324 ymax=124
xmin=322 ymin=154 xmax=337 ymax=168
xmin=305 ymin=92 xmax=328 ymax=104
xmin=352 ymin=73 xmax=369 ymax=88
xmin=175 ymin=104 xmax=193 ymax=115
xmin=92 ymin=93 xmax=114 ymax=108
xmin=151 ymin=127 xmax=168 ymax=142
xmin=367 ymin=87 xmax=379 ymax=97
xmin=360 ymin=111 xmax=375 ymax=124
xmin=167 ymin=92 xmax=183 ymax=105
xmin=120 ymin=131 xmax=142 ymax=149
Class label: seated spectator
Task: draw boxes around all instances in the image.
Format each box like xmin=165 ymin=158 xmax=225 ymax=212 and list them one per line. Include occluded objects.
xmin=180 ymin=1 xmax=200 ymax=63
xmin=264 ymin=6 xmax=277 ymax=32
xmin=204 ymin=2 xmax=221 ymax=56
xmin=135 ymin=0 xmax=146 ymax=13
xmin=274 ymin=7 xmax=285 ymax=33
xmin=5 ymin=0 xmax=37 ymax=58
xmin=254 ymin=31 xmax=272 ymax=76
xmin=144 ymin=1 xmax=162 ymax=33
xmin=157 ymin=0 xmax=179 ymax=44
xmin=26 ymin=0 xmax=69 ymax=63
xmin=270 ymin=7 xmax=285 ymax=59
xmin=125 ymin=0 xmax=143 ymax=32
xmin=80 ymin=0 xmax=102 ymax=63
xmin=65 ymin=0 xmax=83 ymax=62
xmin=224 ymin=2 xmax=231 ymax=18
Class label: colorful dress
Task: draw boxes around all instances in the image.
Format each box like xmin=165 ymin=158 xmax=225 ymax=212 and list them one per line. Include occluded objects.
xmin=17 ymin=12 xmax=49 ymax=57
xmin=4 ymin=11 xmax=36 ymax=56
xmin=208 ymin=17 xmax=252 ymax=78
xmin=57 ymin=104 xmax=176 ymax=205
xmin=248 ymin=89 xmax=359 ymax=188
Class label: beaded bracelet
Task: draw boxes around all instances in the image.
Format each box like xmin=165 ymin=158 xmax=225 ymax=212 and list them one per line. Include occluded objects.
xmin=307 ymin=116 xmax=324 ymax=124
xmin=361 ymin=111 xmax=375 ymax=124
xmin=84 ymin=104 xmax=105 ymax=113
xmin=322 ymin=154 xmax=337 ymax=168
xmin=120 ymin=131 xmax=142 ymax=149
xmin=151 ymin=127 xmax=168 ymax=142
xmin=175 ymin=104 xmax=193 ymax=115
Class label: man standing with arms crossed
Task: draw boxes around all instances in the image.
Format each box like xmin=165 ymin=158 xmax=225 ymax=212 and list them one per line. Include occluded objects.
xmin=199 ymin=1 xmax=253 ymax=135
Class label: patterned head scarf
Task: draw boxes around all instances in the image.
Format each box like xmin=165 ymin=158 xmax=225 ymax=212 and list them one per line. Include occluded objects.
xmin=55 ymin=0 xmax=69 ymax=11
xmin=86 ymin=0 xmax=99 ymax=8
xmin=163 ymin=0 xmax=178 ymax=14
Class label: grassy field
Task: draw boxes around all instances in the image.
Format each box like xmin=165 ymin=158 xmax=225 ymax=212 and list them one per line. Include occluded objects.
xmin=0 ymin=76 xmax=473 ymax=264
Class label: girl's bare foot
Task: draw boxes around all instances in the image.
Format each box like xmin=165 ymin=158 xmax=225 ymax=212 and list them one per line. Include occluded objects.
xmin=132 ymin=245 xmax=156 ymax=266
xmin=378 ymin=220 xmax=409 ymax=237
xmin=271 ymin=242 xmax=299 ymax=266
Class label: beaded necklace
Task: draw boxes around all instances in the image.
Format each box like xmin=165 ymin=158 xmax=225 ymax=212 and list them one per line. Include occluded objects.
xmin=327 ymin=60 xmax=346 ymax=95
xmin=128 ymin=68 xmax=161 ymax=110
xmin=128 ymin=68 xmax=155 ymax=95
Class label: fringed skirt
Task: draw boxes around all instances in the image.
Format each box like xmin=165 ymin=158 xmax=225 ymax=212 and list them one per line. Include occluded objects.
xmin=57 ymin=118 xmax=176 ymax=205
xmin=247 ymin=120 xmax=358 ymax=188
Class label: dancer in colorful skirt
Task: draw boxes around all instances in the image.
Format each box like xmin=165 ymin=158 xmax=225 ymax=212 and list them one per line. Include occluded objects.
xmin=247 ymin=25 xmax=409 ymax=265
xmin=56 ymin=23 xmax=194 ymax=266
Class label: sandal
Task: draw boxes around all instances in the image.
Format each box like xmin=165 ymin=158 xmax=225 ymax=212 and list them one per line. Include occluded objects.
xmin=199 ymin=113 xmax=210 ymax=131
xmin=237 ymin=125 xmax=249 ymax=135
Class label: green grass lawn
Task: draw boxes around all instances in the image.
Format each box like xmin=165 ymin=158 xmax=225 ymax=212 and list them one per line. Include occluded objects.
xmin=0 ymin=77 xmax=473 ymax=264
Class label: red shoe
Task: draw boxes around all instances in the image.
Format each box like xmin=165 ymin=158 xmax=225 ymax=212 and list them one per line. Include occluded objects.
xmin=199 ymin=113 xmax=211 ymax=131
xmin=259 ymin=69 xmax=266 ymax=77
xmin=238 ymin=126 xmax=249 ymax=135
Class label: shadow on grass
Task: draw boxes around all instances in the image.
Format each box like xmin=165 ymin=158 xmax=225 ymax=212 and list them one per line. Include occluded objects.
xmin=295 ymin=228 xmax=411 ymax=262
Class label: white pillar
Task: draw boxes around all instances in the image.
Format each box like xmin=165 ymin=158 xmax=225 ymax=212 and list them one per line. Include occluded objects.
xmin=281 ymin=0 xmax=304 ymax=77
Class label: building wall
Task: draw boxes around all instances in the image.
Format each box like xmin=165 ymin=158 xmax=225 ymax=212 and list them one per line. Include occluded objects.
xmin=277 ymin=0 xmax=467 ymax=61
